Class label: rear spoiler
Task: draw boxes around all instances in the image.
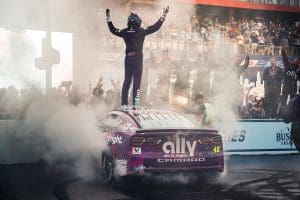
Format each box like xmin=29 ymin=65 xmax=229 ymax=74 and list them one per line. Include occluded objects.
xmin=135 ymin=128 xmax=218 ymax=134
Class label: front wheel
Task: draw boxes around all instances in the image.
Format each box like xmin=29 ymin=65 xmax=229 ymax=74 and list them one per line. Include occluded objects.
xmin=101 ymin=153 xmax=115 ymax=183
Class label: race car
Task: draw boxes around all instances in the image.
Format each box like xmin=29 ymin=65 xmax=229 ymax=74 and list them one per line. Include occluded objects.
xmin=99 ymin=108 xmax=224 ymax=182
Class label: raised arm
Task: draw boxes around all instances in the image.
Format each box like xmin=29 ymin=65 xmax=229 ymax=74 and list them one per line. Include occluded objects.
xmin=106 ymin=9 xmax=125 ymax=38
xmin=241 ymin=55 xmax=250 ymax=72
xmin=143 ymin=6 xmax=169 ymax=35
xmin=236 ymin=54 xmax=250 ymax=79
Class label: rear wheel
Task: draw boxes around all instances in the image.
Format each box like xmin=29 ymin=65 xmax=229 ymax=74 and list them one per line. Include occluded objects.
xmin=101 ymin=153 xmax=115 ymax=183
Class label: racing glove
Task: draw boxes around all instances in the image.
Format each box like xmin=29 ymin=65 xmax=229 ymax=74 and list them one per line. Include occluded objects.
xmin=106 ymin=9 xmax=111 ymax=22
xmin=161 ymin=6 xmax=169 ymax=20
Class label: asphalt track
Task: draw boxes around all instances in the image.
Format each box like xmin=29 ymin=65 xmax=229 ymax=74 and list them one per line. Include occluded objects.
xmin=0 ymin=155 xmax=299 ymax=200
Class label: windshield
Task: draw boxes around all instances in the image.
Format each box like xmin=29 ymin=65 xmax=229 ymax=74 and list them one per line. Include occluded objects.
xmin=133 ymin=111 xmax=199 ymax=129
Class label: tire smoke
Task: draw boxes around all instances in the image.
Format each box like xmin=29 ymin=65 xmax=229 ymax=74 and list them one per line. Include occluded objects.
xmin=24 ymin=94 xmax=108 ymax=180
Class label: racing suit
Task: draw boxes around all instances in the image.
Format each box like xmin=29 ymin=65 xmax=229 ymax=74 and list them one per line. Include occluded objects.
xmin=281 ymin=48 xmax=298 ymax=105
xmin=282 ymin=94 xmax=300 ymax=153
xmin=107 ymin=18 xmax=165 ymax=106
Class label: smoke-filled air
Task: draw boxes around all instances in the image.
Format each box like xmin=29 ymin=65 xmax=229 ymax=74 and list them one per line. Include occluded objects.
xmin=1 ymin=0 xmax=249 ymax=181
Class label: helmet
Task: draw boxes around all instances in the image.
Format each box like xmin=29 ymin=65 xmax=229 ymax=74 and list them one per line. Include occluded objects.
xmin=127 ymin=13 xmax=142 ymax=29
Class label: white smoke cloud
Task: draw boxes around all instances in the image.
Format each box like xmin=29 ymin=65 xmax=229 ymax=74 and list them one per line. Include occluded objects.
xmin=1 ymin=0 xmax=244 ymax=182
xmin=23 ymin=95 xmax=107 ymax=180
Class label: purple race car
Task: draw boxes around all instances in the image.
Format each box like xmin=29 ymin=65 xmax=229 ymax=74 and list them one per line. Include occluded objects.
xmin=99 ymin=109 xmax=224 ymax=182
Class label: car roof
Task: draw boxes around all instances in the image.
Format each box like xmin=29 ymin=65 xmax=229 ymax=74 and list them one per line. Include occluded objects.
xmin=112 ymin=108 xmax=200 ymax=130
xmin=114 ymin=108 xmax=180 ymax=117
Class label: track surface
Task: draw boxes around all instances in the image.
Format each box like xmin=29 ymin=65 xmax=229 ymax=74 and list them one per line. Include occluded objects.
xmin=0 ymin=155 xmax=299 ymax=200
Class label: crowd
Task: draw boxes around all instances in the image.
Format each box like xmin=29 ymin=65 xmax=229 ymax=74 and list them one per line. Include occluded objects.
xmin=1 ymin=9 xmax=300 ymax=120
xmin=238 ymin=0 xmax=300 ymax=6
xmin=0 ymin=85 xmax=42 ymax=119
xmin=102 ymin=9 xmax=300 ymax=57
xmin=1 ymin=48 xmax=298 ymax=120
xmin=0 ymin=79 xmax=121 ymax=119
xmin=101 ymin=8 xmax=300 ymax=120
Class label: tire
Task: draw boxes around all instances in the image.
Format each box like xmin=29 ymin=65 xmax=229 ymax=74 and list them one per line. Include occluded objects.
xmin=101 ymin=153 xmax=115 ymax=183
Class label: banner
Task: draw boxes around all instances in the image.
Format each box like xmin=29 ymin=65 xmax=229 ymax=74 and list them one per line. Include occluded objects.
xmin=215 ymin=120 xmax=298 ymax=155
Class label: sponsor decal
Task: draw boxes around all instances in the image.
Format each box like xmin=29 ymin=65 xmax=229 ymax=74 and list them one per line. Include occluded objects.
xmin=115 ymin=159 xmax=128 ymax=166
xmin=163 ymin=136 xmax=197 ymax=157
xmin=163 ymin=153 xmax=190 ymax=158
xmin=276 ymin=127 xmax=292 ymax=145
xmin=158 ymin=158 xmax=205 ymax=163
xmin=114 ymin=159 xmax=127 ymax=176
xmin=225 ymin=130 xmax=246 ymax=143
xmin=162 ymin=135 xmax=222 ymax=157
xmin=213 ymin=146 xmax=221 ymax=153
xmin=132 ymin=147 xmax=142 ymax=155
xmin=107 ymin=135 xmax=122 ymax=144
xmin=198 ymin=136 xmax=222 ymax=144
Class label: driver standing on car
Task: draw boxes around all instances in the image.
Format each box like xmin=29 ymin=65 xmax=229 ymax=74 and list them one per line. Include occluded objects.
xmin=106 ymin=7 xmax=169 ymax=109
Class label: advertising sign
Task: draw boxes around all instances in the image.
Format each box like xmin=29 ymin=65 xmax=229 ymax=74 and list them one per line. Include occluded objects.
xmin=215 ymin=120 xmax=298 ymax=155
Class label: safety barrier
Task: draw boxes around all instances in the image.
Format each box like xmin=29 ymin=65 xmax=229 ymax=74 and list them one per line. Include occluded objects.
xmin=0 ymin=119 xmax=297 ymax=164
xmin=215 ymin=119 xmax=298 ymax=155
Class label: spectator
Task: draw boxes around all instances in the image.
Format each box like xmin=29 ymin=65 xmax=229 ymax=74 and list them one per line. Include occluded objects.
xmin=250 ymin=32 xmax=258 ymax=54
xmin=235 ymin=54 xmax=250 ymax=80
xmin=154 ymin=50 xmax=174 ymax=104
xmin=265 ymin=35 xmax=273 ymax=55
xmin=192 ymin=93 xmax=214 ymax=127
xmin=258 ymin=33 xmax=265 ymax=55
xmin=173 ymin=53 xmax=191 ymax=97
xmin=192 ymin=53 xmax=212 ymax=98
xmin=141 ymin=51 xmax=156 ymax=103
xmin=90 ymin=77 xmax=104 ymax=106
xmin=273 ymin=34 xmax=281 ymax=56
xmin=239 ymin=104 xmax=252 ymax=119
xmin=263 ymin=58 xmax=283 ymax=118
xmin=281 ymin=47 xmax=300 ymax=105
xmin=1 ymin=85 xmax=20 ymax=116
xmin=243 ymin=33 xmax=251 ymax=54
xmin=236 ymin=32 xmax=244 ymax=54
xmin=68 ymin=84 xmax=82 ymax=106
xmin=253 ymin=99 xmax=267 ymax=119
xmin=281 ymin=91 xmax=300 ymax=153
xmin=105 ymin=89 xmax=119 ymax=111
